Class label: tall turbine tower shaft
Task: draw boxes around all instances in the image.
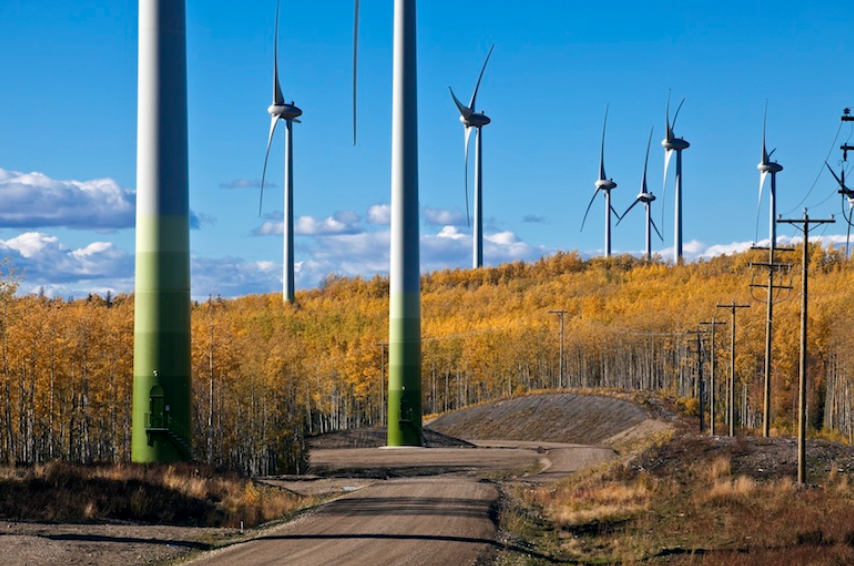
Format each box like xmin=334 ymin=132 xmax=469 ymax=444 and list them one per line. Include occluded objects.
xmin=387 ymin=0 xmax=422 ymax=446
xmin=133 ymin=0 xmax=192 ymax=462
xmin=474 ymin=127 xmax=483 ymax=267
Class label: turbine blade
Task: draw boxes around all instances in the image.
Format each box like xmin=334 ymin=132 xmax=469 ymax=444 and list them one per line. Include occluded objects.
xmin=611 ymin=203 xmax=622 ymax=222
xmin=449 ymin=87 xmax=473 ymax=120
xmin=260 ymin=116 xmax=280 ymax=216
xmin=768 ymin=147 xmax=776 ymax=159
xmin=273 ymin=0 xmax=284 ymax=105
xmin=650 ymin=216 xmax=664 ymax=241
xmin=469 ymin=43 xmax=495 ymax=111
xmin=352 ymin=0 xmax=360 ymax=145
xmin=665 ymin=90 xmax=672 ymax=138
xmin=618 ymin=198 xmax=642 ymax=224
xmin=580 ymin=189 xmax=600 ymax=232
xmin=642 ymin=125 xmax=654 ymax=194
xmin=599 ymin=105 xmax=609 ymax=181
xmin=464 ymin=126 xmax=472 ymax=227
xmin=826 ymin=161 xmax=844 ymax=187
xmin=672 ymin=98 xmax=686 ymax=132
xmin=762 ymin=100 xmax=768 ymax=163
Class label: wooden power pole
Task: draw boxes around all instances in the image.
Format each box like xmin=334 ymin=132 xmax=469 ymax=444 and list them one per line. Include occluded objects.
xmin=779 ymin=209 xmax=834 ymax=485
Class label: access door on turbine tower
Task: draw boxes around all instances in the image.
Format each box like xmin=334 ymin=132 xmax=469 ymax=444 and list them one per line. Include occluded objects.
xmin=148 ymin=385 xmax=165 ymax=431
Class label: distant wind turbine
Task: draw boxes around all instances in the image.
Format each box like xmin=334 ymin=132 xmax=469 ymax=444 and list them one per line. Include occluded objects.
xmin=618 ymin=126 xmax=662 ymax=259
xmin=826 ymin=161 xmax=853 ymax=257
xmin=661 ymin=91 xmax=690 ymax=263
xmin=581 ymin=106 xmax=620 ymax=258
xmin=757 ymin=102 xmax=783 ymax=249
xmin=353 ymin=0 xmax=422 ymax=447
xmin=449 ymin=44 xmax=494 ymax=269
xmin=261 ymin=0 xmax=303 ymax=305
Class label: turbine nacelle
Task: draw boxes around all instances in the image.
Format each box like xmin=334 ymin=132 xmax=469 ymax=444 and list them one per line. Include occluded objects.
xmin=662 ymin=138 xmax=690 ymax=152
xmin=460 ymin=112 xmax=491 ymax=128
xmin=757 ymin=161 xmax=783 ymax=174
xmin=636 ymin=191 xmax=655 ymax=203
xmin=268 ymin=102 xmax=303 ymax=122
xmin=595 ymin=179 xmax=616 ymax=191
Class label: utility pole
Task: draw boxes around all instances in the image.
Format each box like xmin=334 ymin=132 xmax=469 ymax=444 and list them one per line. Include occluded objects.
xmin=716 ymin=300 xmax=750 ymax=436
xmin=549 ymin=309 xmax=568 ymax=388
xmin=377 ymin=342 xmax=388 ymax=427
xmin=749 ymin=249 xmax=793 ymax=437
xmin=779 ymin=209 xmax=834 ymax=485
xmin=700 ymin=318 xmax=726 ymax=435
xmin=686 ymin=329 xmax=706 ymax=432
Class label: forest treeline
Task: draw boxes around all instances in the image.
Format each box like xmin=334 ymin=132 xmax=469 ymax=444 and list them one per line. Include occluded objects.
xmin=1 ymin=245 xmax=854 ymax=474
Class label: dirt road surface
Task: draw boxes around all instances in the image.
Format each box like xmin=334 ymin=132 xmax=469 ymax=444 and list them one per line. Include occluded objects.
xmin=0 ymin=393 xmax=667 ymax=566
xmin=186 ymin=477 xmax=498 ymax=566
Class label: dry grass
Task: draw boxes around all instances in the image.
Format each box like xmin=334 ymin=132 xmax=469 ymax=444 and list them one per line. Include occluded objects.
xmin=0 ymin=461 xmax=316 ymax=528
xmin=500 ymin=427 xmax=854 ymax=565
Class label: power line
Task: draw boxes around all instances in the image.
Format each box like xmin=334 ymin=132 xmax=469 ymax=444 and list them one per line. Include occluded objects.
xmin=783 ymin=121 xmax=843 ymax=215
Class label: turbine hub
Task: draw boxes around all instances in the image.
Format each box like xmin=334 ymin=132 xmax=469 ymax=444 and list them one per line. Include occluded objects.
xmin=596 ymin=179 xmax=616 ymax=190
xmin=269 ymin=103 xmax=303 ymax=121
xmin=638 ymin=192 xmax=655 ymax=203
xmin=758 ymin=162 xmax=783 ymax=174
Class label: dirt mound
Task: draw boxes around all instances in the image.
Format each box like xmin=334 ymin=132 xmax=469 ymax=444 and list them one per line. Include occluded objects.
xmin=308 ymin=427 xmax=475 ymax=449
xmin=428 ymin=393 xmax=656 ymax=446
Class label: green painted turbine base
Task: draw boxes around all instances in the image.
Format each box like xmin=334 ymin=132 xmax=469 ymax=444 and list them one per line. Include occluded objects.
xmin=387 ymin=386 xmax=422 ymax=446
xmin=388 ymin=292 xmax=422 ymax=447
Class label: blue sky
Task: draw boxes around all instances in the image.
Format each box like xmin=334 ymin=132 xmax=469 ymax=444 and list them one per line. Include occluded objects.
xmin=1 ymin=1 xmax=852 ymax=298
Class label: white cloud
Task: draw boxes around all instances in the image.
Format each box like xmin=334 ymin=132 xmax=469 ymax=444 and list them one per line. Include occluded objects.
xmin=0 ymin=232 xmax=133 ymax=288
xmin=367 ymin=204 xmax=391 ymax=225
xmin=0 ymin=168 xmax=135 ymax=229
xmin=424 ymin=207 xmax=467 ymax=226
xmin=253 ymin=211 xmax=363 ymax=236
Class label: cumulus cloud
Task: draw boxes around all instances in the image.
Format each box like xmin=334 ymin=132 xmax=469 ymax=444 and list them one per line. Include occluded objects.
xmin=367 ymin=204 xmax=391 ymax=225
xmin=253 ymin=211 xmax=363 ymax=236
xmin=0 ymin=168 xmax=135 ymax=230
xmin=424 ymin=207 xmax=467 ymax=226
xmin=0 ymin=232 xmax=133 ymax=288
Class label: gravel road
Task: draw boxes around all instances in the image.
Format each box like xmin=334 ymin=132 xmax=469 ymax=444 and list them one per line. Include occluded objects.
xmin=0 ymin=393 xmax=665 ymax=566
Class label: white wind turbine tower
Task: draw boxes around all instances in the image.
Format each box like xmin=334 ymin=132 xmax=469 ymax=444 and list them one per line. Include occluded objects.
xmin=661 ymin=92 xmax=689 ymax=263
xmin=353 ymin=0 xmax=423 ymax=447
xmin=757 ymin=103 xmax=783 ymax=249
xmin=581 ymin=106 xmax=620 ymax=258
xmin=449 ymin=44 xmax=495 ymax=269
xmin=618 ymin=127 xmax=663 ymax=259
xmin=261 ymin=0 xmax=303 ymax=305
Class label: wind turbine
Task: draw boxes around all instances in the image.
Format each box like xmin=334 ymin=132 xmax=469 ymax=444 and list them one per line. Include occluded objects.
xmin=661 ymin=92 xmax=690 ymax=263
xmin=133 ymin=0 xmax=192 ymax=462
xmin=618 ymin=127 xmax=662 ymax=259
xmin=261 ymin=0 xmax=303 ymax=305
xmin=580 ymin=106 xmax=620 ymax=258
xmin=449 ymin=44 xmax=494 ymax=269
xmin=757 ymin=103 xmax=783 ymax=249
xmin=354 ymin=0 xmax=422 ymax=447
xmin=756 ymin=103 xmax=784 ymax=440
xmin=826 ymin=161 xmax=853 ymax=257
